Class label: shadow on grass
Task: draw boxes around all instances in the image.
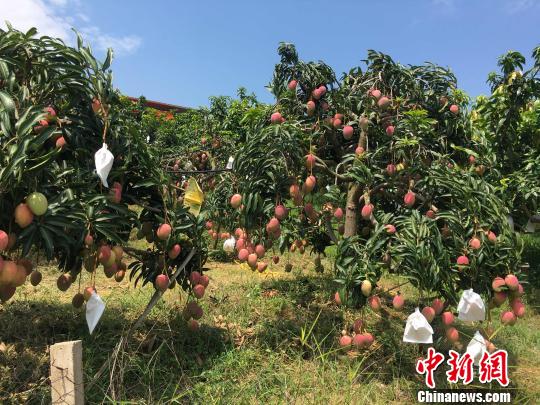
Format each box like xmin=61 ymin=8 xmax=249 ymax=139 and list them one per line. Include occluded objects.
xmin=0 ymin=298 xmax=230 ymax=404
xmin=250 ymin=273 xmax=535 ymax=401
xmin=2 ymin=268 xmax=537 ymax=403
xmin=524 ymin=285 xmax=540 ymax=316
xmin=253 ymin=273 xmax=343 ymax=354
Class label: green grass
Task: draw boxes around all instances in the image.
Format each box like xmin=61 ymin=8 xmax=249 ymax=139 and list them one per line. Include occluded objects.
xmin=0 ymin=252 xmax=539 ymax=404
xmin=521 ymin=233 xmax=540 ymax=287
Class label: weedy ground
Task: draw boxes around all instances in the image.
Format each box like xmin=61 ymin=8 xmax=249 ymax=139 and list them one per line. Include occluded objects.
xmin=0 ymin=243 xmax=539 ymax=404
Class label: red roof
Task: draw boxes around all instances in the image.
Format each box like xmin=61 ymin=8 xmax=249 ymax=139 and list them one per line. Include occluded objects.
xmin=127 ymin=96 xmax=189 ymax=112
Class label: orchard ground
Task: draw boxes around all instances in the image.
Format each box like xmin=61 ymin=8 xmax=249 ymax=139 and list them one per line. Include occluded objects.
xmin=1 ymin=240 xmax=539 ymax=404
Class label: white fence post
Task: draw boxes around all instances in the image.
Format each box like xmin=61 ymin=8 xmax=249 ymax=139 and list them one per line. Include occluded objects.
xmin=50 ymin=340 xmax=84 ymax=404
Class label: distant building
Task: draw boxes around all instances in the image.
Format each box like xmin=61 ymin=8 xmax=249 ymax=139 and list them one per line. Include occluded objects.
xmin=126 ymin=96 xmax=189 ymax=120
xmin=126 ymin=97 xmax=189 ymax=113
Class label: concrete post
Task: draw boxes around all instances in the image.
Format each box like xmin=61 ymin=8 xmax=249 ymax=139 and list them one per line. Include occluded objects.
xmin=50 ymin=340 xmax=84 ymax=404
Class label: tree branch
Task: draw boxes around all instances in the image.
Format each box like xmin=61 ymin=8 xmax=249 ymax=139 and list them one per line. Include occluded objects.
xmin=313 ymin=155 xmax=349 ymax=181
xmin=87 ymin=248 xmax=197 ymax=389
xmin=323 ymin=214 xmax=338 ymax=244
xmin=123 ymin=194 xmax=162 ymax=214
xmin=132 ymin=248 xmax=196 ymax=330
xmin=167 ymin=168 xmax=232 ymax=175
xmin=358 ymin=183 xmax=389 ymax=204
xmin=122 ymin=246 xmax=152 ymax=261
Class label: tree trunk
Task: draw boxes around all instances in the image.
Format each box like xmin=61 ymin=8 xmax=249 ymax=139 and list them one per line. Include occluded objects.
xmin=213 ymin=223 xmax=221 ymax=249
xmin=343 ymin=129 xmax=367 ymax=238
xmin=344 ymin=183 xmax=360 ymax=237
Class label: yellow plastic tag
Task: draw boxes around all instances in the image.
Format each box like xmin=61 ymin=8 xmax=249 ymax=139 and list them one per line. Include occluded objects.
xmin=183 ymin=178 xmax=204 ymax=216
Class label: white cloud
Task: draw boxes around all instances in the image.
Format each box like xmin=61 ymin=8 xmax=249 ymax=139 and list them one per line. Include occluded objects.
xmin=81 ymin=26 xmax=142 ymax=55
xmin=505 ymin=0 xmax=539 ymax=13
xmin=1 ymin=0 xmax=141 ymax=55
xmin=432 ymin=0 xmax=455 ymax=6
xmin=76 ymin=13 xmax=90 ymax=23
xmin=48 ymin=0 xmax=69 ymax=6
xmin=431 ymin=0 xmax=539 ymax=15
xmin=431 ymin=0 xmax=457 ymax=14
xmin=2 ymin=0 xmax=72 ymax=39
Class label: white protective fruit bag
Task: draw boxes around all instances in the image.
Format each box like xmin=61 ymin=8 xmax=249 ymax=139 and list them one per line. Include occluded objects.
xmin=457 ymin=289 xmax=486 ymax=321
xmin=223 ymin=236 xmax=236 ymax=253
xmin=525 ymin=214 xmax=540 ymax=233
xmin=226 ymin=156 xmax=234 ymax=170
xmin=466 ymin=330 xmax=487 ymax=365
xmin=94 ymin=143 xmax=114 ymax=188
xmin=403 ymin=307 xmax=434 ymax=344
xmin=86 ymin=292 xmax=105 ymax=334
xmin=507 ymin=215 xmax=515 ymax=232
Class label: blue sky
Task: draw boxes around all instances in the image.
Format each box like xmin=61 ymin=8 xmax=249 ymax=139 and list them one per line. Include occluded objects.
xmin=4 ymin=0 xmax=540 ymax=107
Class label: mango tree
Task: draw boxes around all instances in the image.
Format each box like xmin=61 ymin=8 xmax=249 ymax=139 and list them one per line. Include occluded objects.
xmin=470 ymin=46 xmax=540 ymax=228
xmin=207 ymin=43 xmax=524 ymax=349
xmin=0 ymin=25 xmax=208 ymax=328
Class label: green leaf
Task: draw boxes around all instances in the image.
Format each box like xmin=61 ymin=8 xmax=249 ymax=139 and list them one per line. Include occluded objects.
xmin=39 ymin=226 xmax=55 ymax=259
xmin=0 ymin=90 xmax=15 ymax=112
xmin=103 ymin=48 xmax=113 ymax=71
xmin=0 ymin=60 xmax=9 ymax=79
